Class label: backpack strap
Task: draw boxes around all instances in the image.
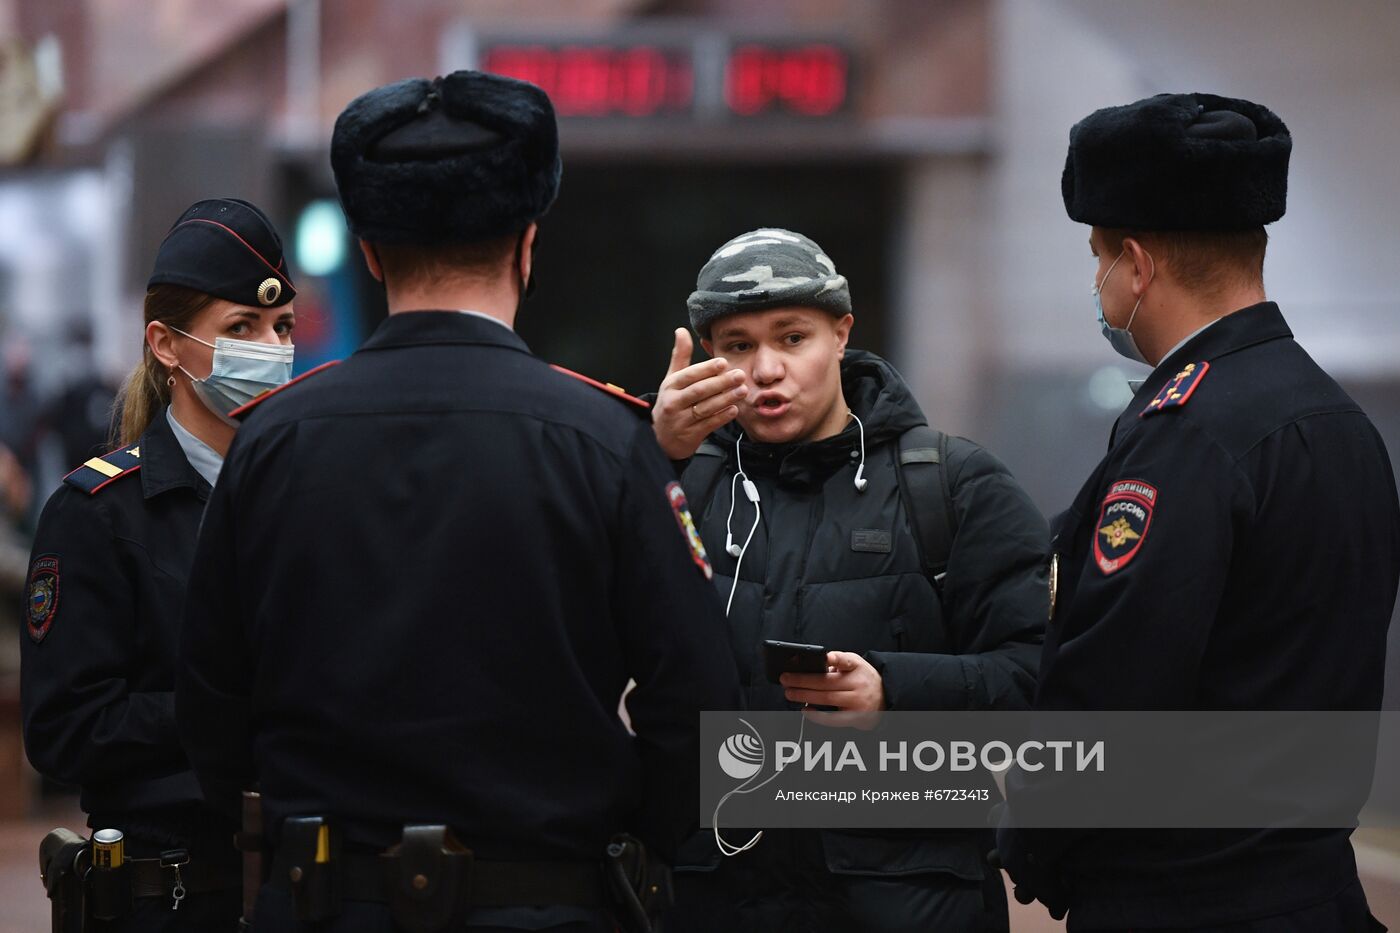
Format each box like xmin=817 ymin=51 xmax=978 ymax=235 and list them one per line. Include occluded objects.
xmin=682 ymin=440 xmax=729 ymax=520
xmin=894 ymin=425 xmax=958 ymax=587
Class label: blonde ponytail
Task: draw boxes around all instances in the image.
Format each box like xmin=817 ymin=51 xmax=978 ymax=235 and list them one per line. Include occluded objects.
xmin=114 ymin=351 xmax=170 ymax=447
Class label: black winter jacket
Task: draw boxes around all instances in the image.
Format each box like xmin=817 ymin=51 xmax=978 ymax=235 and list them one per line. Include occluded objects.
xmin=683 ymin=350 xmax=1049 ymax=713
xmin=676 ymin=351 xmax=1048 ymax=885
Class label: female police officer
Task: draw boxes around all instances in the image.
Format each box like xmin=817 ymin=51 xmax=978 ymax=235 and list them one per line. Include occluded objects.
xmin=21 ymin=198 xmax=296 ymax=931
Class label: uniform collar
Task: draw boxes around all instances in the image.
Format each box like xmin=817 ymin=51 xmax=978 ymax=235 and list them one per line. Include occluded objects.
xmin=456 ymin=309 xmax=516 ymax=333
xmin=357 ymin=309 xmax=533 ymax=356
xmin=138 ymin=409 xmax=212 ymax=500
xmin=1154 ymin=319 xmax=1219 ymax=374
xmin=1155 ymin=301 xmax=1291 ymax=375
xmin=165 ymin=407 xmax=223 ymax=488
xmin=1112 ymin=302 xmax=1292 ymax=447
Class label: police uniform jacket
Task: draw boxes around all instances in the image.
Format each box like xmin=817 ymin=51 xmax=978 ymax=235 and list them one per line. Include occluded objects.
xmin=679 ymin=351 xmax=1047 ymax=889
xmin=22 ymin=410 xmax=214 ymax=819
xmin=175 ymin=311 xmax=744 ymax=864
xmin=1006 ymin=302 xmax=1400 ymax=928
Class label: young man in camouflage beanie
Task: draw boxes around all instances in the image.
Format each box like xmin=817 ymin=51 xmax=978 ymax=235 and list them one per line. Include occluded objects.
xmin=651 ymin=227 xmax=1050 ymax=932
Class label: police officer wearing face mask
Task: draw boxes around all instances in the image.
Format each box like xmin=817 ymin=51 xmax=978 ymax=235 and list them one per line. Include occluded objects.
xmin=996 ymin=93 xmax=1400 ymax=931
xmin=22 ymin=197 xmax=297 ymax=932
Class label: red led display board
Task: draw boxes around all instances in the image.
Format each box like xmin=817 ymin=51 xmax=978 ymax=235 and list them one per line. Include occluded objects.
xmin=480 ymin=39 xmax=853 ymax=121
xmin=725 ymin=44 xmax=849 ymax=117
xmin=482 ymin=45 xmax=695 ymax=118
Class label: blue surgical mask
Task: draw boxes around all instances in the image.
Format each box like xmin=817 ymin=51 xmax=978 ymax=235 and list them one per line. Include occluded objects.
xmin=173 ymin=328 xmax=295 ymax=426
xmin=1093 ymin=249 xmax=1148 ymax=365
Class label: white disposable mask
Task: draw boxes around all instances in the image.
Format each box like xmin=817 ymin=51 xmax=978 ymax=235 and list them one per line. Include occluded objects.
xmin=172 ymin=328 xmax=294 ymax=426
xmin=1093 ymin=249 xmax=1149 ymax=365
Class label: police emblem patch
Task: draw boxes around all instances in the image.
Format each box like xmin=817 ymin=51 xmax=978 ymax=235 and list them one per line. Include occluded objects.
xmin=666 ymin=481 xmax=713 ymax=580
xmin=26 ymin=555 xmax=60 ymax=644
xmin=1093 ymin=480 xmax=1156 ymax=575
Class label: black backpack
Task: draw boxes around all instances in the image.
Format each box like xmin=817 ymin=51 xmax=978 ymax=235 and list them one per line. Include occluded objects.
xmin=684 ymin=424 xmax=958 ymax=589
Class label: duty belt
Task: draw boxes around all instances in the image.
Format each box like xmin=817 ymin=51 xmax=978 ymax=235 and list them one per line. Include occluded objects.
xmin=127 ymin=848 xmax=241 ymax=899
xmin=267 ymin=820 xmax=607 ymax=930
xmin=268 ymin=846 xmax=606 ymax=907
xmin=39 ymin=830 xmax=241 ymax=933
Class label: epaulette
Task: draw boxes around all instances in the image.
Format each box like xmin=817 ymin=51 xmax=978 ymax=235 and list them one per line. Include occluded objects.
xmin=63 ymin=443 xmax=142 ymax=495
xmin=1140 ymin=361 xmax=1210 ymax=418
xmin=550 ymin=364 xmax=651 ymax=412
xmin=229 ymin=360 xmax=340 ymax=421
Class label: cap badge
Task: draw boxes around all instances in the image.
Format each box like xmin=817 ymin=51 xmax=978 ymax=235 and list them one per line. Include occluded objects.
xmin=257 ymin=277 xmax=282 ymax=306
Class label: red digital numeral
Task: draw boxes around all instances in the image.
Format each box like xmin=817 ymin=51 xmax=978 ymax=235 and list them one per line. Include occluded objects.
xmin=724 ymin=44 xmax=847 ymax=117
xmin=484 ymin=45 xmax=692 ymax=117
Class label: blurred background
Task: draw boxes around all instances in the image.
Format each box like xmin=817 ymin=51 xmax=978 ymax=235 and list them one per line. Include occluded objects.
xmin=1 ymin=0 xmax=1398 ymax=929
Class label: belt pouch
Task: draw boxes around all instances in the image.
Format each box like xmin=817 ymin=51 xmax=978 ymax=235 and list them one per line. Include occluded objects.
xmin=281 ymin=817 xmax=341 ymax=923
xmin=86 ymin=862 xmax=130 ymax=921
xmin=380 ymin=825 xmax=472 ymax=933
xmin=39 ymin=830 xmax=90 ymax=933
xmin=605 ymin=834 xmax=673 ymax=933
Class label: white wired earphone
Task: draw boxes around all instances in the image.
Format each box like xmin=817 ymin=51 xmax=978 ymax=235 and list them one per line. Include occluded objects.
xmin=712 ymin=414 xmax=867 ymax=857
xmin=712 ymin=715 xmax=793 ymax=856
xmin=849 ymin=410 xmax=869 ymax=493
xmin=723 ymin=432 xmax=762 ymax=616
xmin=714 ymin=430 xmax=771 ymax=856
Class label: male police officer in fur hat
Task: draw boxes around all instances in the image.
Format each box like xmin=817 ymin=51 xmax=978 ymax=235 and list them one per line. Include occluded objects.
xmin=997 ymin=93 xmax=1399 ymax=931
xmin=176 ymin=71 xmax=742 ymax=932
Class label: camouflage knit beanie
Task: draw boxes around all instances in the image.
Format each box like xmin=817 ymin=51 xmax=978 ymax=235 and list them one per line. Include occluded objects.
xmin=687 ymin=228 xmax=851 ymax=338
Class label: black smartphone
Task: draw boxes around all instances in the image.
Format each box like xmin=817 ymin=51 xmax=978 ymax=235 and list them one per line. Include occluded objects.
xmin=763 ymin=639 xmax=829 ymax=684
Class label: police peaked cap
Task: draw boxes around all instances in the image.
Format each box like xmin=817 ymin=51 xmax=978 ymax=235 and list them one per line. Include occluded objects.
xmin=331 ymin=71 xmax=562 ymax=245
xmin=148 ymin=198 xmax=295 ymax=307
xmin=1062 ymin=92 xmax=1291 ymax=230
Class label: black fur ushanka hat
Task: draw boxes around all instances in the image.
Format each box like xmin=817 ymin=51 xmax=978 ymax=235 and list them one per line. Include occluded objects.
xmin=1062 ymin=92 xmax=1291 ymax=230
xmin=331 ymin=70 xmax=561 ymax=245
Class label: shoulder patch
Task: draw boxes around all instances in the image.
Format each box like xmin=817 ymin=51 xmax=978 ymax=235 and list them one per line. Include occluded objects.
xmin=62 ymin=443 xmax=142 ymax=495
xmin=550 ymin=364 xmax=651 ymax=413
xmin=1140 ymin=362 xmax=1209 ymax=418
xmin=26 ymin=554 xmax=60 ymax=643
xmin=666 ymin=481 xmax=713 ymax=580
xmin=1093 ymin=479 xmax=1156 ymax=575
xmin=229 ymin=360 xmax=341 ymax=421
